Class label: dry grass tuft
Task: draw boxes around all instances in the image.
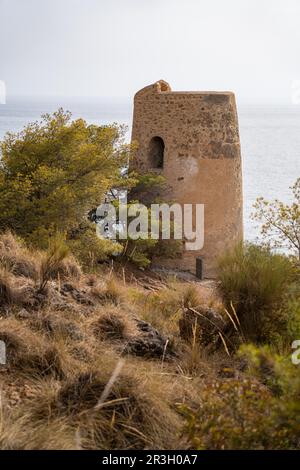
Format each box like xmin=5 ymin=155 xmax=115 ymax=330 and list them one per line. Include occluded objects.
xmin=31 ymin=312 xmax=84 ymax=342
xmin=182 ymin=285 xmax=202 ymax=310
xmin=38 ymin=235 xmax=70 ymax=292
xmin=27 ymin=365 xmax=181 ymax=449
xmin=47 ymin=256 xmax=82 ymax=282
xmin=0 ymin=268 xmax=15 ymax=307
xmin=0 ymin=400 xmax=78 ymax=450
xmin=127 ymin=282 xmax=203 ymax=337
xmin=0 ymin=318 xmax=66 ymax=378
xmin=91 ymin=308 xmax=137 ymax=341
xmin=0 ymin=231 xmax=39 ymax=280
xmin=91 ymin=277 xmax=123 ymax=305
xmin=0 ymin=232 xmax=230 ymax=451
xmin=178 ymin=325 xmax=208 ymax=377
xmin=0 ymin=231 xmax=81 ymax=295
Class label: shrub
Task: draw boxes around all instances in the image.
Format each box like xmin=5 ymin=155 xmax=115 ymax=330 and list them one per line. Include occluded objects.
xmin=277 ymin=282 xmax=300 ymax=343
xmin=181 ymin=378 xmax=277 ymax=449
xmin=118 ymin=171 xmax=183 ymax=269
xmin=181 ymin=356 xmax=300 ymax=450
xmin=238 ymin=344 xmax=284 ymax=395
xmin=181 ymin=345 xmax=300 ymax=449
xmin=67 ymin=223 xmax=122 ymax=271
xmin=217 ymin=243 xmax=296 ymax=343
xmin=121 ymin=237 xmax=158 ymax=269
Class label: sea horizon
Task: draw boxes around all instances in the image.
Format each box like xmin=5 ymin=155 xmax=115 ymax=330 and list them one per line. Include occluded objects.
xmin=1 ymin=96 xmax=300 ymax=243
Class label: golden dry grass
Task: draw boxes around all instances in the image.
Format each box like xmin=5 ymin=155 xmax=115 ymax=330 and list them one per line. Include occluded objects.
xmin=0 ymin=231 xmax=235 ymax=450
xmin=0 ymin=231 xmax=39 ymax=280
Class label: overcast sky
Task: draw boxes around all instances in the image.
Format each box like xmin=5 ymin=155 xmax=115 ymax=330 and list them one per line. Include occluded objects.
xmin=1 ymin=0 xmax=300 ymax=104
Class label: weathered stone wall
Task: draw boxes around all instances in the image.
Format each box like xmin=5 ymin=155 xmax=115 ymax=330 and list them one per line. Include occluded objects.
xmin=131 ymin=80 xmax=243 ymax=278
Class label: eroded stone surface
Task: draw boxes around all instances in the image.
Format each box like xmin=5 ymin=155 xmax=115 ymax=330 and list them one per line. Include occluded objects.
xmin=131 ymin=80 xmax=243 ymax=277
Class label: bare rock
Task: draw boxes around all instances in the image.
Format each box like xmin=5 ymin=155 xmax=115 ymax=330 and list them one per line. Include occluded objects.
xmin=60 ymin=283 xmax=94 ymax=306
xmin=123 ymin=319 xmax=175 ymax=360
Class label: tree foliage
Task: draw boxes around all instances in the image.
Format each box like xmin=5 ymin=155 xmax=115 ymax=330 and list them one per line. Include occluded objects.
xmin=0 ymin=109 xmax=182 ymax=270
xmin=253 ymin=178 xmax=300 ymax=259
xmin=0 ymin=109 xmax=132 ymax=256
xmin=121 ymin=172 xmax=183 ymax=268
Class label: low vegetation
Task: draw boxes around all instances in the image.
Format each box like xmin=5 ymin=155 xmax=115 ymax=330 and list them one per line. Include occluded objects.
xmin=253 ymin=177 xmax=300 ymax=259
xmin=0 ymin=232 xmax=202 ymax=449
xmin=217 ymin=243 xmax=298 ymax=344
xmin=181 ymin=345 xmax=300 ymax=449
xmin=0 ymin=112 xmax=299 ymax=450
xmin=0 ymin=233 xmax=298 ymax=449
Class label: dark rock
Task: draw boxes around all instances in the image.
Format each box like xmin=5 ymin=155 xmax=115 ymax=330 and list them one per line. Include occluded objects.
xmin=32 ymin=291 xmax=48 ymax=307
xmin=179 ymin=306 xmax=226 ymax=346
xmin=123 ymin=319 xmax=175 ymax=360
xmin=61 ymin=283 xmax=94 ymax=306
xmin=218 ymin=366 xmax=236 ymax=378
xmin=60 ymin=283 xmax=75 ymax=294
xmin=135 ymin=319 xmax=159 ymax=334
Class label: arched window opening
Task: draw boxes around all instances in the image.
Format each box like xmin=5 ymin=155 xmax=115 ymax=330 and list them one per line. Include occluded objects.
xmin=148 ymin=136 xmax=164 ymax=169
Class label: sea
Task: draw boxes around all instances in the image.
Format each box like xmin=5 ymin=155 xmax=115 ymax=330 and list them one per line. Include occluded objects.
xmin=0 ymin=96 xmax=300 ymax=242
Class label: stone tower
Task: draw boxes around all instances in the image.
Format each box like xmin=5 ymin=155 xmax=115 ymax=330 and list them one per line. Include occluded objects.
xmin=131 ymin=80 xmax=243 ymax=278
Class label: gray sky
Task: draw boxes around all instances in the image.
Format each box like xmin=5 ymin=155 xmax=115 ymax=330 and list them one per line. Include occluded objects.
xmin=1 ymin=0 xmax=300 ymax=103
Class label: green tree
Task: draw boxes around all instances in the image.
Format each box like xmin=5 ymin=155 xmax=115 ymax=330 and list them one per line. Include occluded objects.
xmin=253 ymin=178 xmax=300 ymax=259
xmin=0 ymin=109 xmax=133 ymax=257
xmin=118 ymin=171 xmax=183 ymax=268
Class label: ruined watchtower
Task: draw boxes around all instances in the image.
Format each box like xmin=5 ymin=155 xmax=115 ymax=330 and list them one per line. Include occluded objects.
xmin=131 ymin=80 xmax=243 ymax=278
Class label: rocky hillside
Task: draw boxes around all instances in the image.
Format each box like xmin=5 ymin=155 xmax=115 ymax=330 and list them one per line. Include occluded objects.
xmin=0 ymin=231 xmax=233 ymax=449
xmin=0 ymin=232 xmax=298 ymax=450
